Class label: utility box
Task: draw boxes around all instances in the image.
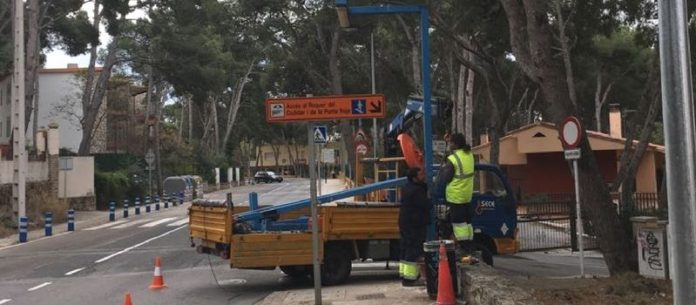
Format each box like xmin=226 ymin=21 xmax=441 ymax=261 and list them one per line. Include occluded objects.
xmin=631 ymin=216 xmax=669 ymax=279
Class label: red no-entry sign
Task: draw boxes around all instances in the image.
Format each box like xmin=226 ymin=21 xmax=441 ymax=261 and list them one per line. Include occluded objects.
xmin=560 ymin=116 xmax=583 ymax=149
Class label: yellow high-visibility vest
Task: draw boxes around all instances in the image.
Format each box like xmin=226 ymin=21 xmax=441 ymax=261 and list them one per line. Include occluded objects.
xmin=445 ymin=149 xmax=474 ymax=204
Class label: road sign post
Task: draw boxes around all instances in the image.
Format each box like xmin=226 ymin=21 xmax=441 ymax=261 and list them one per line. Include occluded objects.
xmin=268 ymin=96 xmax=385 ymax=305
xmin=146 ymin=150 xmax=155 ymax=196
xmin=308 ymin=124 xmax=322 ymax=304
xmin=561 ymin=116 xmax=584 ymax=277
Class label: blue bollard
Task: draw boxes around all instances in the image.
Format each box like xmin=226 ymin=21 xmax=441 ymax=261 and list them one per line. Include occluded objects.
xmin=135 ymin=197 xmax=141 ymax=215
xmin=249 ymin=192 xmax=259 ymax=211
xmin=19 ymin=217 xmax=28 ymax=243
xmin=164 ymin=195 xmax=169 ymax=209
xmin=123 ymin=200 xmax=129 ymax=218
xmin=171 ymin=193 xmax=177 ymax=206
xmin=145 ymin=195 xmax=151 ymax=213
xmin=155 ymin=195 xmax=160 ymax=211
xmin=109 ymin=201 xmax=116 ymax=221
xmin=67 ymin=209 xmax=75 ymax=232
xmin=44 ymin=211 xmax=53 ymax=237
xmin=178 ymin=191 xmax=184 ymax=205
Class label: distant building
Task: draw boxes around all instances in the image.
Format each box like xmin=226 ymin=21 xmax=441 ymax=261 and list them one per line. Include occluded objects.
xmin=473 ymin=107 xmax=664 ymax=197
xmin=0 ymin=64 xmax=106 ymax=154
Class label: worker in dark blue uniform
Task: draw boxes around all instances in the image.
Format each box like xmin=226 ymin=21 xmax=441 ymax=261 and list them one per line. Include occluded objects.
xmin=399 ymin=167 xmax=432 ymax=286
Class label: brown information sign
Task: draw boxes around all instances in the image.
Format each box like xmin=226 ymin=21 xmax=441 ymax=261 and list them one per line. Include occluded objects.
xmin=266 ymin=94 xmax=385 ymax=122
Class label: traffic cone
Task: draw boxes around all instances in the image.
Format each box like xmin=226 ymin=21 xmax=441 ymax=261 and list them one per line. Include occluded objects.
xmin=436 ymin=242 xmax=455 ymax=305
xmin=149 ymin=256 xmax=167 ymax=289
xmin=123 ymin=292 xmax=133 ymax=305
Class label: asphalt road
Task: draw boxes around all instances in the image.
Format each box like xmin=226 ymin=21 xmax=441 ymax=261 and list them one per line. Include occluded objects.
xmin=0 ymin=178 xmax=384 ymax=305
xmin=0 ymin=177 xmax=608 ymax=305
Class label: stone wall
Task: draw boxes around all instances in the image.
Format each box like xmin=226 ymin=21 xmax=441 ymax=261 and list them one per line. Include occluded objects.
xmin=458 ymin=264 xmax=539 ymax=305
xmin=68 ymin=196 xmax=96 ymax=211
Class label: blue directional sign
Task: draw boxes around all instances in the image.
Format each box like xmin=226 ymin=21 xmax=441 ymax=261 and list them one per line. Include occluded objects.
xmin=313 ymin=126 xmax=328 ymax=144
xmin=352 ymin=99 xmax=366 ymax=114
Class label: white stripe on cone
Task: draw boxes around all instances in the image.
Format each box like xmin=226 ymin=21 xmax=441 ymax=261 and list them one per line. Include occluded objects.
xmin=154 ymin=267 xmax=162 ymax=276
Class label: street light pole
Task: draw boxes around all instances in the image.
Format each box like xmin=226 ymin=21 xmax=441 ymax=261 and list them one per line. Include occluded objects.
xmin=658 ymin=0 xmax=696 ymax=303
xmin=12 ymin=0 xmax=27 ymax=226
xmin=371 ymin=32 xmax=378 ymax=158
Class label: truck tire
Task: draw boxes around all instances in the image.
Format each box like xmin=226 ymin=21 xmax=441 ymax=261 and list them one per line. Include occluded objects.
xmin=320 ymin=244 xmax=352 ymax=286
xmin=280 ymin=265 xmax=310 ymax=279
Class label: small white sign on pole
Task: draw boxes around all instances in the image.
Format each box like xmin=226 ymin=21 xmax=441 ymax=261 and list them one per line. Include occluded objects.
xmin=564 ymin=149 xmax=581 ymax=160
xmin=433 ymin=140 xmax=447 ymax=154
xmin=321 ymin=148 xmax=335 ymax=164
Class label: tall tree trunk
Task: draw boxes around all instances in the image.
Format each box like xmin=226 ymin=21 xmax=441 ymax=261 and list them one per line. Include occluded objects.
xmin=501 ymin=0 xmax=635 ymax=274
xmin=464 ymin=57 xmax=475 ymax=145
xmin=79 ymin=0 xmax=101 ymax=146
xmin=554 ymin=0 xmax=578 ymax=108
xmin=221 ymin=60 xmax=255 ymax=152
xmin=25 ymin=0 xmax=40 ymax=135
xmin=154 ymin=88 xmax=163 ymax=194
xmin=456 ymin=63 xmax=466 ymax=135
xmin=78 ymin=39 xmax=117 ymax=155
xmin=210 ymin=97 xmax=219 ymax=155
xmin=396 ymin=15 xmax=421 ymax=91
xmin=188 ymin=96 xmax=193 ymax=143
xmin=448 ymin=50 xmax=458 ymax=133
xmin=594 ymin=73 xmax=615 ymax=132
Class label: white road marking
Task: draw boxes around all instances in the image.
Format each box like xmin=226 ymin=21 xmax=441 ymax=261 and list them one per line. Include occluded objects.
xmin=140 ymin=217 xmax=178 ymax=228
xmin=167 ymin=218 xmax=189 ymax=227
xmin=217 ymin=279 xmax=246 ymax=285
xmin=27 ymin=282 xmax=52 ymax=292
xmin=64 ymin=267 xmax=85 ymax=276
xmin=111 ymin=219 xmax=150 ymax=229
xmin=84 ymin=220 xmax=128 ymax=231
xmin=0 ymin=299 xmax=11 ymax=304
xmin=94 ymin=225 xmax=187 ymax=263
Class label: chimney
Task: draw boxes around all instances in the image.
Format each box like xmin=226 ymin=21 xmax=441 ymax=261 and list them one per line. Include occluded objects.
xmin=67 ymin=63 xmax=78 ymax=69
xmin=608 ymin=104 xmax=622 ymax=138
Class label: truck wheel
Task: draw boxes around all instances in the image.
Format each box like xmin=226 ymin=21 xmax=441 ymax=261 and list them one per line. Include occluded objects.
xmin=280 ymin=265 xmax=310 ymax=279
xmin=320 ymin=245 xmax=352 ymax=286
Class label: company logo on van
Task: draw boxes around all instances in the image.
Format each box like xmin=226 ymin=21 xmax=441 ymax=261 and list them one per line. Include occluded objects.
xmin=475 ymin=200 xmax=496 ymax=215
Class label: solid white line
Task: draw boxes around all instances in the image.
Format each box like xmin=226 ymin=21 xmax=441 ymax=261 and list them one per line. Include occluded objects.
xmin=139 ymin=217 xmax=178 ymax=228
xmin=111 ymin=219 xmax=150 ymax=229
xmin=64 ymin=267 xmax=86 ymax=276
xmin=167 ymin=218 xmax=189 ymax=227
xmin=27 ymin=282 xmax=52 ymax=292
xmin=0 ymin=299 xmax=11 ymax=305
xmin=94 ymin=225 xmax=187 ymax=263
xmin=84 ymin=220 xmax=128 ymax=231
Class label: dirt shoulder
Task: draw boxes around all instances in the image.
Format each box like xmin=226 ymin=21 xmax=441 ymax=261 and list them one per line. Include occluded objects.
xmin=511 ymin=273 xmax=672 ymax=305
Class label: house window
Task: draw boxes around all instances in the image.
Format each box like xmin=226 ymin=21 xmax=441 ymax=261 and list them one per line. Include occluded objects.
xmin=533 ymin=132 xmax=546 ymax=138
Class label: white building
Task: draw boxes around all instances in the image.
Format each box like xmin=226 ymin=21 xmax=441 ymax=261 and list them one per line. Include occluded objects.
xmin=0 ymin=64 xmax=106 ymax=154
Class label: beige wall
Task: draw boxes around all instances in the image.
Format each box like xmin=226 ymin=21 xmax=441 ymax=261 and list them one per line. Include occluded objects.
xmin=58 ymin=156 xmax=94 ymax=198
xmin=636 ymin=151 xmax=658 ymax=193
xmin=0 ymin=159 xmax=49 ymax=184
xmin=251 ymin=145 xmax=309 ymax=167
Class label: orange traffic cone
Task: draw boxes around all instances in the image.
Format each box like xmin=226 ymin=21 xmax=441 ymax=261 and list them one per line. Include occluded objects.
xmin=149 ymin=256 xmax=167 ymax=289
xmin=124 ymin=292 xmax=133 ymax=305
xmin=436 ymin=242 xmax=455 ymax=305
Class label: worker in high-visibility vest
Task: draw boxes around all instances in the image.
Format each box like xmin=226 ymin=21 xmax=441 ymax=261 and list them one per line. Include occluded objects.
xmin=399 ymin=167 xmax=432 ymax=286
xmin=437 ymin=133 xmax=475 ymax=254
